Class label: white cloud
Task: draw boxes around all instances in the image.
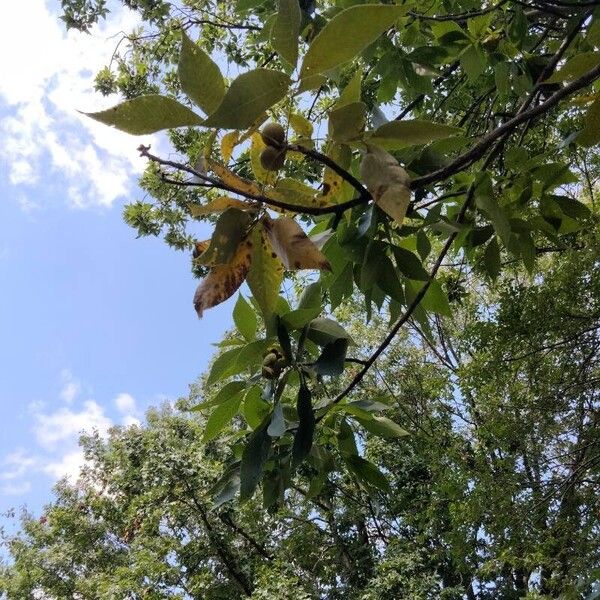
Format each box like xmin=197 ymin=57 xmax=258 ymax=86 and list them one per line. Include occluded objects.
xmin=1 ymin=449 xmax=37 ymax=481
xmin=33 ymin=400 xmax=113 ymax=449
xmin=2 ymin=371 xmax=147 ymax=496
xmin=0 ymin=0 xmax=155 ymax=209
xmin=114 ymin=392 xmax=136 ymax=414
xmin=43 ymin=451 xmax=86 ymax=481
xmin=59 ymin=369 xmax=81 ymax=404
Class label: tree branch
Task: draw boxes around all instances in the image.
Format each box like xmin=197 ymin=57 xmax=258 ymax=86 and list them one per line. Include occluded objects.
xmin=410 ymin=62 xmax=600 ymax=190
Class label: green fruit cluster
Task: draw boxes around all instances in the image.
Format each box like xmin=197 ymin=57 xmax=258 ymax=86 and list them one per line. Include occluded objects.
xmin=260 ymin=122 xmax=287 ymax=172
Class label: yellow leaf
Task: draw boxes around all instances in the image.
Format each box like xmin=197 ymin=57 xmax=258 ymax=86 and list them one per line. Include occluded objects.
xmin=267 ymin=178 xmax=320 ymax=209
xmin=289 ymin=112 xmax=313 ymax=138
xmin=262 ymin=216 xmax=331 ymax=271
xmin=208 ymin=159 xmax=262 ymax=197
xmin=319 ymin=143 xmax=351 ymax=204
xmin=250 ymin=133 xmax=278 ymax=185
xmin=220 ymin=131 xmax=239 ymax=163
xmin=246 ymin=224 xmax=284 ymax=321
xmin=190 ymin=197 xmax=256 ymax=217
xmin=193 ymin=236 xmax=253 ymax=317
xmin=360 ymin=145 xmax=411 ymax=226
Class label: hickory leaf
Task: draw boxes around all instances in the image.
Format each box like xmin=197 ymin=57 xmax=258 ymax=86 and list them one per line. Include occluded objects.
xmin=300 ymin=4 xmax=409 ymax=78
xmin=203 ymin=69 xmax=290 ymax=129
xmin=178 ymin=31 xmax=225 ymax=115
xmin=84 ymin=95 xmax=203 ymax=135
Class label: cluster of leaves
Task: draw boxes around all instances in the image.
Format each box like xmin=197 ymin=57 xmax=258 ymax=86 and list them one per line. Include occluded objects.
xmin=2 ymin=229 xmax=599 ymax=597
xmin=70 ymin=0 xmax=600 ymax=506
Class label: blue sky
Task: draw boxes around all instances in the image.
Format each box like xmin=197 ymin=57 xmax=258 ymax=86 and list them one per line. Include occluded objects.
xmin=0 ymin=1 xmax=229 ymax=519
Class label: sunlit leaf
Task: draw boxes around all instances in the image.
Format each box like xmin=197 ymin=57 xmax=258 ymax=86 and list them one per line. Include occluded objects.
xmin=272 ymin=0 xmax=301 ymax=67
xmin=204 ymin=69 xmax=291 ymax=129
xmin=178 ymin=31 xmax=225 ymax=115
xmin=300 ymin=4 xmax=409 ymax=78
xmin=233 ymin=294 xmax=257 ymax=342
xmin=84 ymin=95 xmax=203 ymax=135
xmin=246 ymin=224 xmax=284 ymax=322
xmin=368 ymin=120 xmax=461 ymax=149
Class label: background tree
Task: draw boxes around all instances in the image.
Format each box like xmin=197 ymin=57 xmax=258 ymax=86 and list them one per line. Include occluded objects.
xmin=2 ymin=225 xmax=599 ymax=597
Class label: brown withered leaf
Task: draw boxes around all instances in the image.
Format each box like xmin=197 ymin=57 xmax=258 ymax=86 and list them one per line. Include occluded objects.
xmin=193 ymin=240 xmax=211 ymax=258
xmin=193 ymin=236 xmax=253 ymax=317
xmin=262 ymin=216 xmax=331 ymax=271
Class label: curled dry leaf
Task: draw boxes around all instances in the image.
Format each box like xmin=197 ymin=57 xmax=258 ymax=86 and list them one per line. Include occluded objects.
xmin=360 ymin=145 xmax=411 ymax=226
xmin=262 ymin=216 xmax=331 ymax=271
xmin=193 ymin=236 xmax=253 ymax=317
xmin=193 ymin=240 xmax=211 ymax=258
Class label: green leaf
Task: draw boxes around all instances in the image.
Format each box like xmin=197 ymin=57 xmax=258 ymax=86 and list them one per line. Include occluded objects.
xmin=483 ymin=237 xmax=501 ymax=280
xmin=243 ymin=386 xmax=270 ymax=429
xmin=84 ymin=95 xmax=203 ymax=135
xmin=306 ymin=317 xmax=353 ymax=346
xmin=178 ymin=31 xmax=226 ymax=115
xmin=420 ymin=279 xmax=452 ymax=317
xmin=203 ymin=69 xmax=291 ymax=130
xmin=392 ymin=246 xmax=430 ymax=281
xmin=190 ymin=380 xmax=246 ymax=412
xmin=272 ymin=0 xmax=301 ymax=67
xmin=300 ymin=4 xmax=409 ymax=78
xmin=545 ymin=52 xmax=600 ymax=84
xmin=578 ymin=98 xmax=600 ymax=147
xmin=198 ymin=208 xmax=253 ymax=266
xmin=337 ymin=418 xmax=358 ymax=455
xmin=240 ymin=417 xmax=272 ymax=501
xmin=236 ymin=340 xmax=270 ymax=373
xmin=282 ymin=307 xmax=320 ymax=330
xmin=211 ymin=464 xmax=241 ymax=508
xmin=337 ymin=70 xmax=362 ymax=108
xmin=368 ymin=119 xmax=461 ymax=149
xmin=343 ymin=454 xmax=390 ymax=493
xmin=474 ymin=173 xmax=511 ymax=246
xmin=460 ymin=43 xmax=487 ymax=80
xmin=298 ymin=281 xmax=322 ymax=310
xmin=292 ymin=384 xmax=315 ymax=468
xmin=329 ymin=101 xmax=366 ymax=142
xmin=236 ymin=0 xmax=266 ymax=11
xmin=314 ymin=338 xmax=348 ymax=376
xmin=494 ymin=62 xmax=511 ymax=97
xmin=207 ymin=347 xmax=244 ymax=385
xmin=360 ymin=250 xmax=404 ymax=304
xmin=233 ymin=295 xmax=257 ymax=342
xmin=355 ymin=416 xmax=409 ymax=439
xmin=203 ymin=393 xmax=243 ymax=443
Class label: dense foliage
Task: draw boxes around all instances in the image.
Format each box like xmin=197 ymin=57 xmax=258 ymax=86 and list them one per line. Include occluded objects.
xmin=2 ymin=234 xmax=599 ymax=597
xmin=3 ymin=0 xmax=600 ymax=596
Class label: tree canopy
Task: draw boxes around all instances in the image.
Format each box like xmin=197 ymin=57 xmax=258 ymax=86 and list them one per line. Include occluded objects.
xmin=2 ymin=0 xmax=600 ymax=596
xmin=2 ymin=232 xmax=599 ymax=596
